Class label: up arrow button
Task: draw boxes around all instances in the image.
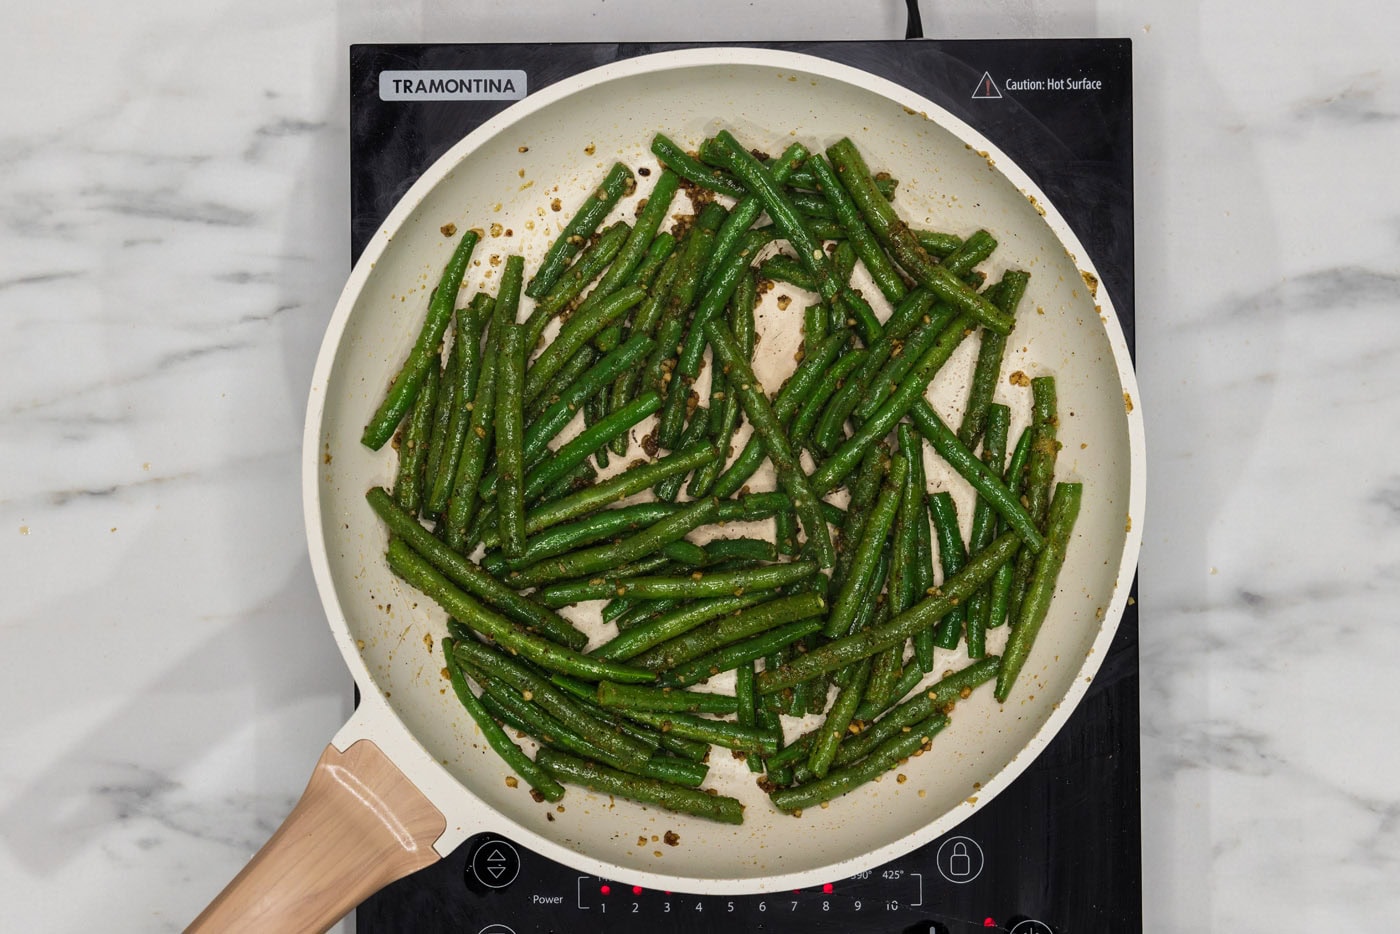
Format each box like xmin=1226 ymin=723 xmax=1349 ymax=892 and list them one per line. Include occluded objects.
xmin=470 ymin=839 xmax=521 ymax=889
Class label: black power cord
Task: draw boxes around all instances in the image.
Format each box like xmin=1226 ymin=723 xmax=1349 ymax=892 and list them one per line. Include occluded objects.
xmin=905 ymin=0 xmax=924 ymax=39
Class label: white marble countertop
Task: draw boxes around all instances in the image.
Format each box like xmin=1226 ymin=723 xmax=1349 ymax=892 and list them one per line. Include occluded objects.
xmin=3 ymin=1 xmax=1398 ymax=930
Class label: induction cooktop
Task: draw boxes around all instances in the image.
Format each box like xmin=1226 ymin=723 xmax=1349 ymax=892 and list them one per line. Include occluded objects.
xmin=348 ymin=36 xmax=1137 ymax=934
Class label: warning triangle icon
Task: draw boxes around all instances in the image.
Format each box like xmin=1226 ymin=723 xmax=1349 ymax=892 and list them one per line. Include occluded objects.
xmin=972 ymin=71 xmax=1002 ymax=99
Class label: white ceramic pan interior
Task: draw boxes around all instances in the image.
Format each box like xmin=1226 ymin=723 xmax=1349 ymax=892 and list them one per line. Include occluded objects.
xmin=305 ymin=47 xmax=1144 ymax=895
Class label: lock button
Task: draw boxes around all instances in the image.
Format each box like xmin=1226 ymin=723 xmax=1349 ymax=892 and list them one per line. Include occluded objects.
xmin=949 ymin=841 xmax=971 ymax=877
xmin=934 ymin=835 xmax=984 ymax=884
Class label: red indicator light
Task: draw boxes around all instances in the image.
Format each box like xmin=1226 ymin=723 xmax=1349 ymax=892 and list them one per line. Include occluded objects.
xmin=822 ymin=883 xmax=834 ymax=894
xmin=632 ymin=885 xmax=643 ymax=896
xmin=983 ymin=918 xmax=997 ymax=928
xmin=664 ymin=890 xmax=672 ymax=896
xmin=599 ymin=885 xmax=610 ymax=896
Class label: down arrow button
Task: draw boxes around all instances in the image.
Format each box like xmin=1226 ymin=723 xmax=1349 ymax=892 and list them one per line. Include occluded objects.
xmin=470 ymin=838 xmax=521 ymax=889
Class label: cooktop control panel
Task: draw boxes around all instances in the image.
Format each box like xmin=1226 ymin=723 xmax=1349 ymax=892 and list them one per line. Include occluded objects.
xmin=359 ymin=830 xmax=1067 ymax=933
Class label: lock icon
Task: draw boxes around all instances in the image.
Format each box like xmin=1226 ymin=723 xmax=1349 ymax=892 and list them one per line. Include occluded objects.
xmin=949 ymin=841 xmax=971 ymax=877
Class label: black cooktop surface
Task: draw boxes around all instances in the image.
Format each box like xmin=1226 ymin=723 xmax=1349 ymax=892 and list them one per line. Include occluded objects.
xmin=349 ymin=38 xmax=1138 ymax=934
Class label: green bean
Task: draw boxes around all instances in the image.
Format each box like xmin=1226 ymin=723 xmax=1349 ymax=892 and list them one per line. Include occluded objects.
xmin=906 ymin=400 xmax=1045 ymax=553
xmin=760 ymin=255 xmax=818 ymax=291
xmin=858 ymin=656 xmax=927 ymax=722
xmin=625 ymin=229 xmax=677 ymax=290
xmin=608 ymin=256 xmax=682 ymax=445
xmin=659 ymin=617 xmax=825 ymax=688
xmin=650 ymin=133 xmax=748 ymax=198
xmin=587 ymin=384 xmax=612 ymax=471
xmin=810 ymin=313 xmax=972 ymax=495
xmin=484 ymin=492 xmax=781 ymax=579
xmin=389 ymin=545 xmax=650 ymax=689
xmin=527 ymin=220 xmax=630 ymax=331
xmin=808 ymin=657 xmax=872 ymax=780
xmin=823 ymin=455 xmax=906 ymax=638
xmin=939 ymin=229 xmax=998 ymax=279
xmin=537 ymin=560 xmax=817 ymax=609
xmin=392 ymin=351 xmax=439 ymax=515
xmin=450 ymin=639 xmax=656 ymax=773
xmin=787 ymin=189 xmax=835 ymax=219
xmin=537 ymin=459 xmax=596 ymax=506
xmin=523 ymin=391 xmax=662 ymax=504
xmin=653 ymin=206 xmax=726 ymax=449
xmin=426 ymin=300 xmax=489 ymax=515
xmin=811 ymin=294 xmax=944 ymax=454
xmin=632 ymin=592 xmax=828 ymax=672
xmin=987 ymin=426 xmax=1033 ymax=630
xmin=526 ymin=162 xmax=633 ymax=299
xmin=784 ymin=348 xmax=862 ymax=452
xmin=843 ymin=657 xmax=1001 ymax=762
xmin=916 ymin=229 xmax=963 ymax=257
xmin=957 ymin=271 xmax=1029 ymax=447
xmin=494 ymin=310 xmax=528 ymax=557
xmin=788 ymin=167 xmax=898 ymax=199
xmin=996 ymin=482 xmax=1082 ymax=702
xmin=705 ymin=320 xmax=835 ymax=567
xmin=964 ymin=404 xmax=1010 ymax=658
xmin=511 ymin=334 xmax=654 ymax=477
xmin=703 ymin=143 xmax=804 ymax=288
xmin=540 ymin=670 xmax=673 ymax=747
xmin=852 ymin=313 xmax=952 ymax=421
xmin=866 ymin=437 xmax=920 ymax=709
xmin=536 ymin=748 xmax=744 ymax=824
xmin=523 ymin=285 xmax=645 ymax=406
xmin=620 ymin=709 xmax=780 ymax=757
xmin=712 ymin=136 xmax=882 ymax=343
xmin=659 ymin=540 xmax=707 ymax=566
xmin=525 ymin=343 xmax=597 ymax=423
xmin=691 ymin=268 xmax=757 ymax=492
xmin=832 ymin=442 xmax=889 ymax=590
xmin=755 ymin=532 xmax=1020 ymax=694
xmin=368 ymin=489 xmax=586 ymax=650
xmin=899 ymin=426 xmax=935 ymax=670
xmin=596 ymin=681 xmax=738 ymax=715
xmin=773 ymin=506 xmax=798 ymax=556
xmin=826 ymin=139 xmax=1013 ymax=335
xmin=1023 ymin=377 xmax=1061 ymax=531
xmin=679 ymin=228 xmax=776 ymax=381
xmin=709 ymin=132 xmax=841 ymax=292
xmin=508 ymin=497 xmax=719 ymax=589
xmin=608 ymin=596 xmax=676 ymax=630
xmin=473 ymin=681 xmax=707 ymax=787
xmin=806 ymin=153 xmax=908 ymax=304
xmin=769 ymin=713 xmax=949 ymax=813
xmin=804 ymin=303 xmax=828 ymax=346
xmin=421 ymin=348 xmax=459 ymax=515
xmin=443 ymin=637 xmax=565 ymax=800
xmin=475 ymin=443 xmax=717 ymax=551
xmin=654 ymin=406 xmax=710 ymax=501
xmin=589 ymin=169 xmax=680 ymax=301
xmin=711 ymin=329 xmax=849 ymax=499
xmin=857 ymin=286 xmax=939 ymax=372
xmin=591 ymin=592 xmax=774 ymax=661
xmin=928 ymin=492 xmax=969 ymax=650
xmin=362 ymin=229 xmax=480 ymax=449
xmin=442 ymin=356 xmax=497 ymax=547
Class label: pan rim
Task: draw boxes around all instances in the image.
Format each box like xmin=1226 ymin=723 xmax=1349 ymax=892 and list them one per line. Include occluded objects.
xmin=303 ymin=44 xmax=1145 ymax=892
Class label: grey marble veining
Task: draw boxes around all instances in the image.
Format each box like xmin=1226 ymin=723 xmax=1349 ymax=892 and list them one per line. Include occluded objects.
xmin=3 ymin=1 xmax=1400 ymax=931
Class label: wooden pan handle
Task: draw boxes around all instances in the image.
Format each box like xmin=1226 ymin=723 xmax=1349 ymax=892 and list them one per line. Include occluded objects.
xmin=186 ymin=739 xmax=447 ymax=934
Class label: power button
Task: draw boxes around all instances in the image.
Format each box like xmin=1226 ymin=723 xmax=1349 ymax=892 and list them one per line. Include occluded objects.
xmin=1008 ymin=920 xmax=1055 ymax=934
